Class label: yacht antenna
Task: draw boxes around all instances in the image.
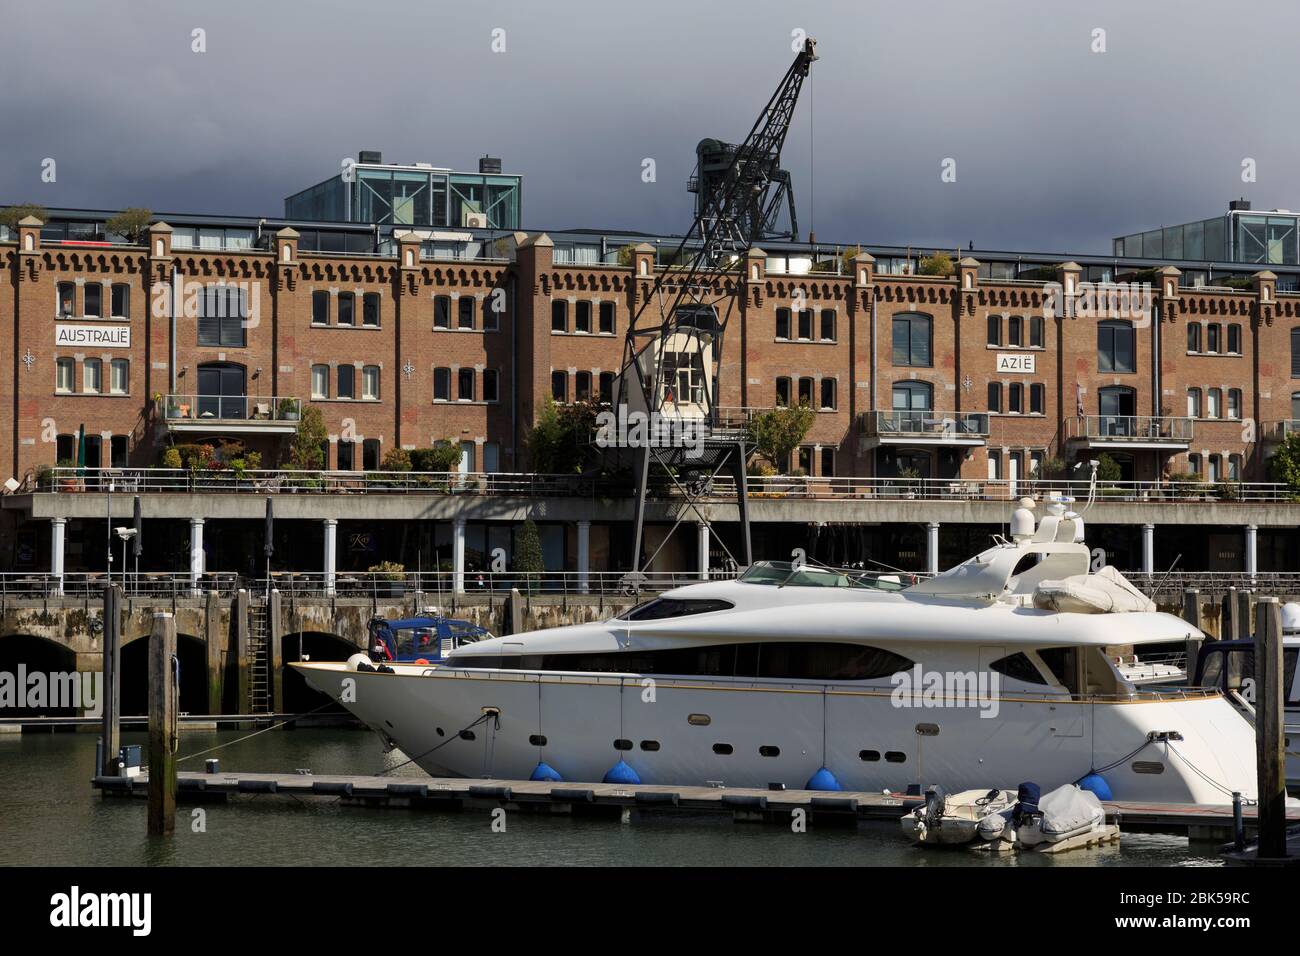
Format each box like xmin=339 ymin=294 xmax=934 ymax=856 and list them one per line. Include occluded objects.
xmin=1153 ymin=554 xmax=1182 ymax=594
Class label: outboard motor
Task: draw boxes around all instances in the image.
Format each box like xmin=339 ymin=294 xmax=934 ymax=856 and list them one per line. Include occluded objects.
xmin=922 ymin=785 xmax=947 ymax=831
xmin=1012 ymin=781 xmax=1042 ymax=828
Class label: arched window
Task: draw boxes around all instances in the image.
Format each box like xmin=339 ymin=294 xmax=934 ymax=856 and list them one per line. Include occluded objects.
xmin=892 ymin=313 xmax=932 ymax=367
xmin=891 ymin=380 xmax=932 ymax=411
xmin=1098 ymin=320 xmax=1135 ymax=373
xmin=1098 ymin=385 xmax=1136 ymax=436
xmin=196 ymin=362 xmax=246 ymax=419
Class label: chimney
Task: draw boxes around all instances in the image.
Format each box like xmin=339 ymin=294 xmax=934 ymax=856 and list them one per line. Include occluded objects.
xmin=479 ymin=155 xmax=502 ymax=174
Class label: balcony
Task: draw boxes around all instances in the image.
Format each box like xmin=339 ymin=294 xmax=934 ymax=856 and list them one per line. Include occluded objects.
xmin=1263 ymin=420 xmax=1300 ymax=443
xmin=1064 ymin=415 xmax=1193 ymax=450
xmin=861 ymin=410 xmax=990 ymax=447
xmin=161 ymin=395 xmax=302 ymax=435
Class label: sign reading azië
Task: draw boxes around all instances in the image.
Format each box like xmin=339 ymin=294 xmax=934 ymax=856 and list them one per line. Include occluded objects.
xmin=55 ymin=324 xmax=131 ymax=348
xmin=995 ymin=353 xmax=1034 ymax=373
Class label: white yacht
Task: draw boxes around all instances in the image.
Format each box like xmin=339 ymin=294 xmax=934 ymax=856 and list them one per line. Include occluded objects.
xmin=295 ymin=500 xmax=1259 ymax=805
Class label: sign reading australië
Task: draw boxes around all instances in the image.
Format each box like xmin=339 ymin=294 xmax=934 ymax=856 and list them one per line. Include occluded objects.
xmin=55 ymin=324 xmax=131 ymax=348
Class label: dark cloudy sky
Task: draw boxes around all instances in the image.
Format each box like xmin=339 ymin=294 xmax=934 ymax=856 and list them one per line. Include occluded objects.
xmin=3 ymin=0 xmax=1299 ymax=255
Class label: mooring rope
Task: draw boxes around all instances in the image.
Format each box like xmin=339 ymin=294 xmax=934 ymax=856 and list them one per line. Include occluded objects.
xmin=378 ymin=710 xmax=501 ymax=776
xmin=176 ymin=701 xmax=339 ymax=764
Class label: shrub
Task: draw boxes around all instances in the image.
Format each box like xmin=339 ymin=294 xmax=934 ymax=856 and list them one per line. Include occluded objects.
xmin=1096 ymin=453 xmax=1123 ymax=483
xmin=917 ymin=251 xmax=954 ymax=277
xmin=526 ymin=397 xmax=596 ymax=473
xmin=160 ymin=448 xmax=182 ymax=469
xmin=1270 ymin=432 xmax=1300 ymax=491
xmin=288 ymin=406 xmax=327 ymax=470
xmin=0 ymin=203 xmax=48 ymax=230
xmin=410 ymin=443 xmax=462 ymax=473
xmin=381 ymin=447 xmax=412 ymax=471
xmin=367 ymin=560 xmax=405 ymax=580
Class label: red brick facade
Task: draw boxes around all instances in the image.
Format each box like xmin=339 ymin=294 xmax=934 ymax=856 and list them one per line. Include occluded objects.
xmin=3 ymin=219 xmax=1295 ymax=487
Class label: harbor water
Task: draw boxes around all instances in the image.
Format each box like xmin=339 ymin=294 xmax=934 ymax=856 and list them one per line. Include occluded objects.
xmin=0 ymin=728 xmax=1224 ymax=867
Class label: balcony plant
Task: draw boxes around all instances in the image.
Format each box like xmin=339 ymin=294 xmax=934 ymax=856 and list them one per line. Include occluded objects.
xmin=55 ymin=458 xmax=77 ymax=491
xmin=745 ymin=403 xmax=815 ymax=476
xmin=33 ymin=463 xmax=53 ymax=490
xmin=159 ymin=447 xmax=182 ymax=470
xmin=1269 ymin=432 xmax=1300 ymax=499
xmin=367 ymin=560 xmax=407 ymax=597
xmin=897 ymin=466 xmax=922 ymax=498
xmin=277 ymin=398 xmax=300 ymax=422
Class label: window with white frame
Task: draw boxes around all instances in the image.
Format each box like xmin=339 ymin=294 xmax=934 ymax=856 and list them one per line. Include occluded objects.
xmin=83 ymin=358 xmax=102 ymax=393
xmin=362 ymin=365 xmax=380 ymax=400
xmin=110 ymin=359 xmax=128 ymax=394
xmin=55 ymin=358 xmax=74 ymax=393
xmin=311 ymin=364 xmax=329 ymax=399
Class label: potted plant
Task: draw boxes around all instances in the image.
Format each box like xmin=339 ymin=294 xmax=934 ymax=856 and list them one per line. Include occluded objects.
xmin=55 ymin=458 xmax=78 ymax=492
xmin=33 ymin=463 xmax=53 ymax=490
xmin=277 ymin=398 xmax=300 ymax=422
xmin=368 ymin=560 xmax=407 ymax=597
xmin=898 ymin=466 xmax=922 ymax=498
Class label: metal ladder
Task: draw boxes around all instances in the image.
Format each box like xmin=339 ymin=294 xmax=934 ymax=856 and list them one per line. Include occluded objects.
xmin=248 ymin=601 xmax=271 ymax=715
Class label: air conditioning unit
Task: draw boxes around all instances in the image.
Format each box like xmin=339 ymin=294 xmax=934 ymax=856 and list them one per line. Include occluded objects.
xmin=462 ymin=211 xmax=488 ymax=229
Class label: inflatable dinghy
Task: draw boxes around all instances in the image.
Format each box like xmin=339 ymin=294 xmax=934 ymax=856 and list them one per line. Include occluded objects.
xmin=900 ymin=787 xmax=1017 ymax=844
xmin=1033 ymin=565 xmax=1156 ymax=614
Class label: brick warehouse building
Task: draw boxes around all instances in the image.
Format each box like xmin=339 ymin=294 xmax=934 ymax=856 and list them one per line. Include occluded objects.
xmin=4 ymin=197 xmax=1300 ymax=582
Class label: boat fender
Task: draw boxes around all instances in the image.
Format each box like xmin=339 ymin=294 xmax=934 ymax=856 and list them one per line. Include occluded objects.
xmin=530 ymin=761 xmax=563 ymax=782
xmin=1075 ymin=772 xmax=1113 ymax=801
xmin=976 ymin=809 xmax=1011 ymax=842
xmin=602 ymin=759 xmax=641 ymax=785
xmin=346 ymin=654 xmax=374 ymax=672
xmin=805 ymin=766 xmax=843 ymax=792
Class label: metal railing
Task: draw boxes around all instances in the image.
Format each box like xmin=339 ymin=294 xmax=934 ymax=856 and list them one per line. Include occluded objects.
xmin=6 ymin=568 xmax=1298 ymax=603
xmin=162 ymin=394 xmax=302 ymax=425
xmin=1263 ymin=420 xmax=1300 ymax=442
xmin=863 ymin=410 xmax=990 ymax=437
xmin=22 ymin=468 xmax=1298 ymax=503
xmin=1065 ymin=415 xmax=1194 ymax=442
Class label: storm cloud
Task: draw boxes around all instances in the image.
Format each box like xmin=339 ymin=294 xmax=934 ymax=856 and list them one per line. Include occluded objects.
xmin=2 ymin=0 xmax=1298 ymax=255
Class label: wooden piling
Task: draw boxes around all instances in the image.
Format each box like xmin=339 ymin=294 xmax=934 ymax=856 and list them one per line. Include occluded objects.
xmin=235 ymin=589 xmax=250 ymax=715
xmin=1237 ymin=588 xmax=1253 ymax=639
xmin=100 ymin=585 xmax=122 ymax=775
xmin=1226 ymin=586 xmax=1240 ymax=641
xmin=147 ymin=611 xmax=178 ymax=837
xmin=268 ymin=588 xmax=284 ymax=715
xmin=1181 ymin=588 xmax=1203 ymax=669
xmin=1255 ymin=597 xmax=1287 ymax=859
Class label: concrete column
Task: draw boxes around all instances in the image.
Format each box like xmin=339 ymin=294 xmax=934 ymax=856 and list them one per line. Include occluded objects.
xmin=1245 ymin=524 xmax=1258 ymax=580
xmin=697 ymin=521 xmax=710 ymax=581
xmin=50 ymin=517 xmax=66 ymax=595
xmin=323 ymin=518 xmax=338 ymax=596
xmin=189 ymin=517 xmax=204 ymax=594
xmin=452 ymin=518 xmax=466 ymax=594
xmin=576 ymin=520 xmax=591 ymax=593
xmin=1141 ymin=523 xmax=1154 ymax=576
xmin=926 ymin=522 xmax=940 ymax=576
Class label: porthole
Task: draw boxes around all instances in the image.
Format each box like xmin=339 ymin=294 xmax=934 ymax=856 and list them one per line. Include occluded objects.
xmin=459 ymin=730 xmax=476 ymax=741
xmin=759 ymin=745 xmax=780 ymax=757
xmin=436 ymin=727 xmax=445 ymax=737
xmin=884 ymin=751 xmax=906 ymax=763
xmin=613 ymin=738 xmax=633 ymax=751
xmin=1132 ymin=761 xmax=1165 ymax=775
xmin=687 ymin=714 xmax=711 ymax=726
xmin=858 ymin=750 xmax=881 ymax=762
xmin=528 ymin=734 xmax=547 ymax=747
xmin=712 ymin=743 xmax=733 ymax=755
xmin=914 ymin=723 xmax=940 ymax=737
xmin=640 ymin=740 xmax=660 ymax=752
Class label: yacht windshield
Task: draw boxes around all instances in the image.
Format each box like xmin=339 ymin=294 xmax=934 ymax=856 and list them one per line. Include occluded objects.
xmin=616 ymin=598 xmax=735 ymax=622
xmin=738 ymin=561 xmax=907 ymax=591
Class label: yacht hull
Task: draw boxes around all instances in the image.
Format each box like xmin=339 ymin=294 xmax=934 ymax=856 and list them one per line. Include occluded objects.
xmin=295 ymin=662 xmax=1258 ymax=805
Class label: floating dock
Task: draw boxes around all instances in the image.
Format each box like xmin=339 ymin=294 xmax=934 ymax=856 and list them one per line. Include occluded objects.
xmin=92 ymin=770 xmax=1299 ymax=838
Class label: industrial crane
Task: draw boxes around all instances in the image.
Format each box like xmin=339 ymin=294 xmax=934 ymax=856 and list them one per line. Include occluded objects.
xmin=612 ymin=38 xmax=818 ymax=578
